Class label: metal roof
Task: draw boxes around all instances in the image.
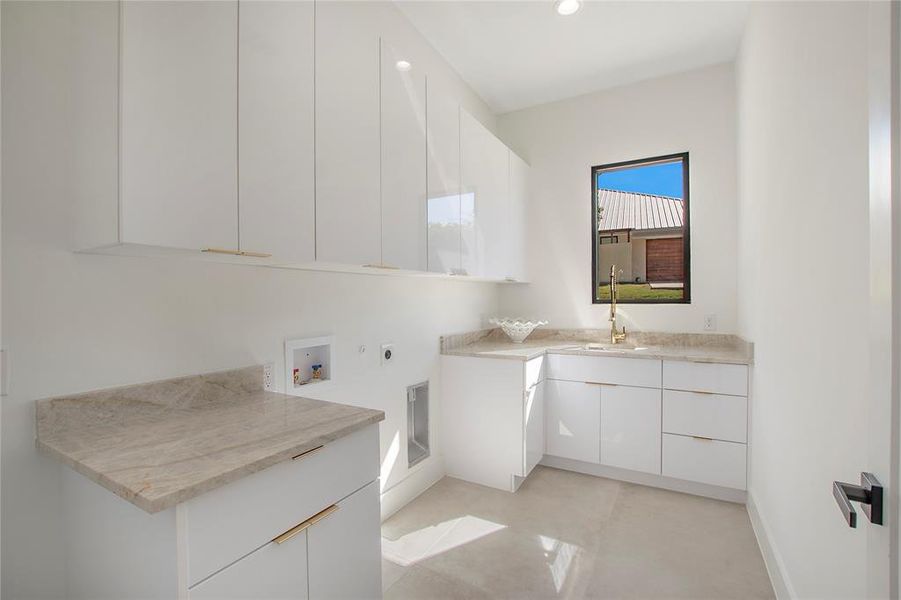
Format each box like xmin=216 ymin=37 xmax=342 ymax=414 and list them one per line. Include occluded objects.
xmin=597 ymin=188 xmax=683 ymax=233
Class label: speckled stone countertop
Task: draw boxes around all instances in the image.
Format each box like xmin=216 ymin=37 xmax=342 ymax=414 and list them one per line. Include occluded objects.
xmin=441 ymin=328 xmax=753 ymax=365
xmin=36 ymin=366 xmax=384 ymax=514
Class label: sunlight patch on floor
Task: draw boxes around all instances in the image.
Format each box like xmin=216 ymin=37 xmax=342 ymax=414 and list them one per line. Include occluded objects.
xmin=382 ymin=515 xmax=507 ymax=567
xmin=539 ymin=534 xmax=581 ymax=593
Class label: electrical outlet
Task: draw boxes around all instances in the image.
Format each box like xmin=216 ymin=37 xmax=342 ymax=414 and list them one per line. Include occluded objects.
xmin=263 ymin=363 xmax=274 ymax=391
xmin=1 ymin=349 xmax=8 ymax=396
xmin=703 ymin=314 xmax=717 ymax=331
xmin=381 ymin=343 xmax=394 ymax=365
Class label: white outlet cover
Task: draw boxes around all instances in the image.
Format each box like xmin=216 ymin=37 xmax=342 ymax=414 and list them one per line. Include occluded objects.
xmin=381 ymin=343 xmax=395 ymax=365
xmin=704 ymin=315 xmax=717 ymax=331
xmin=263 ymin=363 xmax=274 ymax=391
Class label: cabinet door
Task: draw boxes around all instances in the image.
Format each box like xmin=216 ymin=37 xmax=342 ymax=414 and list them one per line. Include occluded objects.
xmin=308 ymin=481 xmax=382 ymax=599
xmin=426 ymin=80 xmax=462 ymax=274
xmin=508 ymin=151 xmax=529 ymax=281
xmin=190 ymin=532 xmax=308 ymax=600
xmin=460 ymin=109 xmax=509 ymax=278
xmin=380 ymin=38 xmax=427 ymax=270
xmin=524 ymin=380 xmax=545 ymax=476
xmin=600 ymin=385 xmax=661 ymax=474
xmin=314 ymin=1 xmax=381 ymax=265
xmin=120 ymin=1 xmax=238 ymax=251
xmin=545 ymin=380 xmax=601 ymax=463
xmin=238 ymin=1 xmax=314 ymax=262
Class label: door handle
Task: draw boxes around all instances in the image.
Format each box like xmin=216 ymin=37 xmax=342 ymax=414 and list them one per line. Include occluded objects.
xmin=833 ymin=472 xmax=883 ymax=528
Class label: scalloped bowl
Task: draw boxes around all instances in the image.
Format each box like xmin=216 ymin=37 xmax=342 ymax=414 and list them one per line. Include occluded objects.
xmin=490 ymin=318 xmax=548 ymax=343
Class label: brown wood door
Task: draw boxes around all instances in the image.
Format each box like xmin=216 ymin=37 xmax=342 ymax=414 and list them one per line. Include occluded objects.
xmin=646 ymin=238 xmax=683 ymax=282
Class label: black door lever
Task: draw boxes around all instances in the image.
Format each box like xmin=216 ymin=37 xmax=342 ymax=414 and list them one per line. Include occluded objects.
xmin=833 ymin=472 xmax=883 ymax=528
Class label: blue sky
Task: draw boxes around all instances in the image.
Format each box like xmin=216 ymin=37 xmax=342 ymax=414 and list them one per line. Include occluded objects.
xmin=597 ymin=161 xmax=684 ymax=198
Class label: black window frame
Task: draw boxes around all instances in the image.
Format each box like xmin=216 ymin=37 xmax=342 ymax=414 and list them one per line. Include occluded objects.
xmin=591 ymin=152 xmax=691 ymax=305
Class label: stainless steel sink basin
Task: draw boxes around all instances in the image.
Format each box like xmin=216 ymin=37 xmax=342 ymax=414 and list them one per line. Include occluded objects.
xmin=563 ymin=343 xmax=639 ymax=352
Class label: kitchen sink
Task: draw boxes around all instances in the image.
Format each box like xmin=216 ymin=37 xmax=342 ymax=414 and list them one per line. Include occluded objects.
xmin=563 ymin=343 xmax=640 ymax=352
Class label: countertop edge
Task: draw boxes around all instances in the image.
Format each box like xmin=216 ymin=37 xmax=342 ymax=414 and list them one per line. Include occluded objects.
xmin=442 ymin=347 xmax=753 ymax=365
xmin=37 ymin=410 xmax=386 ymax=514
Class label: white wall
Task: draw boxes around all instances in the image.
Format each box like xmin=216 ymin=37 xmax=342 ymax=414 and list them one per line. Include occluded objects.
xmin=0 ymin=2 xmax=498 ymax=597
xmin=496 ymin=63 xmax=738 ymax=334
xmin=736 ymin=2 xmax=870 ymax=597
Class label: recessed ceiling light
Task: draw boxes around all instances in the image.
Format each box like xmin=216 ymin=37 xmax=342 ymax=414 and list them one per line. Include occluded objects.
xmin=554 ymin=0 xmax=581 ymax=16
xmin=395 ymin=60 xmax=412 ymax=72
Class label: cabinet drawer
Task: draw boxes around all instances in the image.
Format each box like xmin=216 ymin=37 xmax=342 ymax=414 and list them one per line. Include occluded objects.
xmin=662 ymin=361 xmax=748 ymax=396
xmin=525 ymin=356 xmax=545 ymax=390
xmin=547 ymin=354 xmax=661 ymax=388
xmin=189 ymin=528 xmax=309 ymax=599
xmin=663 ymin=390 xmax=747 ymax=443
xmin=184 ymin=424 xmax=379 ymax=587
xmin=662 ymin=433 xmax=746 ymax=490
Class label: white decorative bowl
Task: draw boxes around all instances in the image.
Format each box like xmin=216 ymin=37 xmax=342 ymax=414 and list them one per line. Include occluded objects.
xmin=490 ymin=318 xmax=548 ymax=343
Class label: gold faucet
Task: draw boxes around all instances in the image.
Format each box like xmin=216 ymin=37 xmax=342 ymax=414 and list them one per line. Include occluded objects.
xmin=609 ymin=264 xmax=627 ymax=344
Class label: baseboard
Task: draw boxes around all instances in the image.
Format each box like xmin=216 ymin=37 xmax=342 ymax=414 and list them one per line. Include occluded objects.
xmin=379 ymin=456 xmax=445 ymax=522
xmin=540 ymin=455 xmax=747 ymax=503
xmin=746 ymin=492 xmax=794 ymax=600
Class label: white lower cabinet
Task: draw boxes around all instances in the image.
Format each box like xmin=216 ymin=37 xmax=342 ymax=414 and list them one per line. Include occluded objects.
xmin=542 ymin=353 xmax=749 ymax=496
xmin=662 ymin=433 xmax=747 ymax=490
xmin=441 ymin=355 xmax=546 ymax=491
xmin=308 ymin=481 xmax=382 ymax=599
xmin=190 ymin=480 xmax=381 ymax=600
xmin=524 ymin=380 xmax=546 ymax=475
xmin=663 ymin=389 xmax=747 ymax=444
xmin=442 ymin=351 xmax=750 ymax=500
xmin=190 ymin=530 xmax=310 ymax=600
xmin=600 ymin=385 xmax=661 ymax=475
xmin=61 ymin=424 xmax=383 ymax=600
xmin=545 ymin=380 xmax=601 ymax=464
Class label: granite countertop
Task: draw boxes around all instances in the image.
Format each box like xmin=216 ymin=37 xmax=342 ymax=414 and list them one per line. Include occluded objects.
xmin=441 ymin=329 xmax=754 ymax=365
xmin=36 ymin=366 xmax=385 ymax=514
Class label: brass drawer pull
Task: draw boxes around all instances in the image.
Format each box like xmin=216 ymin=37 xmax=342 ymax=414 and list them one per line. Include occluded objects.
xmin=202 ymin=247 xmax=272 ymax=258
xmin=273 ymin=504 xmax=340 ymax=545
xmin=584 ymin=381 xmax=617 ymax=387
xmin=362 ymin=263 xmax=400 ymax=270
xmin=291 ymin=445 xmax=324 ymax=461
xmin=692 ymin=435 xmax=714 ymax=442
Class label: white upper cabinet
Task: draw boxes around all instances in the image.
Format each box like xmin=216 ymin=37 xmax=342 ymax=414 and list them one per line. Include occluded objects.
xmin=380 ymin=38 xmax=427 ymax=271
xmin=120 ymin=1 xmax=238 ymax=251
xmin=460 ymin=109 xmax=509 ymax=278
xmin=426 ymin=80 xmax=463 ymax=275
xmin=508 ymin=151 xmax=529 ymax=281
xmin=314 ymin=1 xmax=382 ymax=265
xmin=80 ymin=2 xmax=527 ymax=278
xmin=238 ymin=1 xmax=315 ymax=262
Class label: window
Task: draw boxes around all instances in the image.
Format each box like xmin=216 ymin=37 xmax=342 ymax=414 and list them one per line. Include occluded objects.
xmin=592 ymin=153 xmax=690 ymax=304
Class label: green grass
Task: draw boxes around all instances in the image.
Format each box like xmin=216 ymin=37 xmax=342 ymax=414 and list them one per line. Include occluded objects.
xmin=597 ymin=283 xmax=684 ymax=301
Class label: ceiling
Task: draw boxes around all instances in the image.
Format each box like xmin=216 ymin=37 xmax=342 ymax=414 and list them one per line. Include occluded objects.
xmin=395 ymin=1 xmax=750 ymax=114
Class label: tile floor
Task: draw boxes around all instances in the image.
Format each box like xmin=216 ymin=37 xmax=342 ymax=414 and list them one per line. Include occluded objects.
xmin=381 ymin=466 xmax=774 ymax=599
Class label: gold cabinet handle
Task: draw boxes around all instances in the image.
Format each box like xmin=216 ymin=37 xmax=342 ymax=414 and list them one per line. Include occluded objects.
xmin=691 ymin=435 xmax=714 ymax=442
xmin=362 ymin=263 xmax=400 ymax=270
xmin=291 ymin=445 xmax=323 ymax=461
xmin=272 ymin=504 xmax=339 ymax=545
xmin=202 ymin=248 xmax=272 ymax=258
xmin=584 ymin=381 xmax=617 ymax=387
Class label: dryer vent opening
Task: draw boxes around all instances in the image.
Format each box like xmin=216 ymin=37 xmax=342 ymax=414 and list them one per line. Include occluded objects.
xmin=407 ymin=381 xmax=430 ymax=468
